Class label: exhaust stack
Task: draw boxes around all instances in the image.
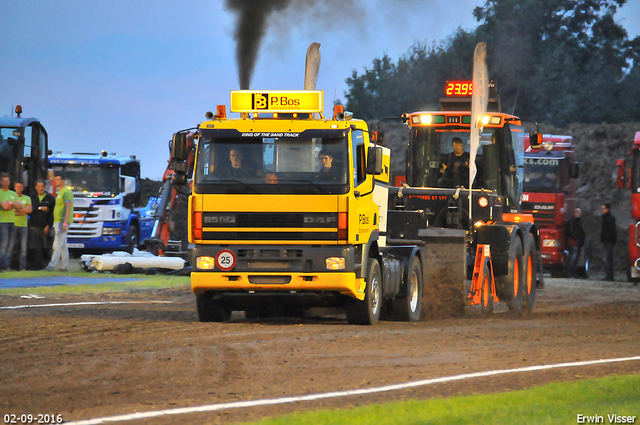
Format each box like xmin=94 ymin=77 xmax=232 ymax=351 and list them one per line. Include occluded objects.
xmin=304 ymin=42 xmax=321 ymax=90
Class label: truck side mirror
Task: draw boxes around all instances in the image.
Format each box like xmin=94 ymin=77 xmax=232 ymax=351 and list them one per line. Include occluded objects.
xmin=122 ymin=176 xmax=136 ymax=195
xmin=172 ymin=132 xmax=189 ymax=162
xmin=616 ymin=159 xmax=626 ymax=189
xmin=372 ymin=131 xmax=385 ymax=145
xmin=366 ymin=146 xmax=383 ymax=175
xmin=529 ymin=132 xmax=542 ymax=149
xmin=569 ymin=162 xmax=579 ymax=179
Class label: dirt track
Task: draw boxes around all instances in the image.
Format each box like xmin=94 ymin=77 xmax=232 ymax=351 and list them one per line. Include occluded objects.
xmin=1 ymin=278 xmax=640 ymax=424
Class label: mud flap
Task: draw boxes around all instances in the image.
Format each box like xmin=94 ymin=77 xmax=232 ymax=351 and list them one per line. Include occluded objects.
xmin=418 ymin=228 xmax=467 ymax=319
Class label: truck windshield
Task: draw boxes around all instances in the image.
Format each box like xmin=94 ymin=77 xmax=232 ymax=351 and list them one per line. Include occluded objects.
xmin=409 ymin=128 xmax=504 ymax=192
xmin=194 ymin=136 xmax=349 ymax=194
xmin=523 ymin=158 xmax=562 ymax=193
xmin=52 ymin=164 xmax=120 ymax=197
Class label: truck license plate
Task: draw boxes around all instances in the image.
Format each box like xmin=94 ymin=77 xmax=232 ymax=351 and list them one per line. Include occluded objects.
xmin=67 ymin=243 xmax=85 ymax=248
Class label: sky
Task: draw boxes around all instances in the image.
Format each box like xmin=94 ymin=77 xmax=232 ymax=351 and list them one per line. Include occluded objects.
xmin=1 ymin=0 xmax=639 ymax=179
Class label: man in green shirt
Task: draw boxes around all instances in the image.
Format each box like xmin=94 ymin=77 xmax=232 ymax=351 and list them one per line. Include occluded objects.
xmin=13 ymin=181 xmax=32 ymax=271
xmin=46 ymin=172 xmax=74 ymax=272
xmin=0 ymin=173 xmax=18 ymax=271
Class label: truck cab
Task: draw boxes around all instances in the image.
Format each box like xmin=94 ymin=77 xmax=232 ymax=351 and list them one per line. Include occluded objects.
xmin=178 ymin=90 xmax=412 ymax=324
xmin=522 ymin=135 xmax=579 ymax=275
xmin=0 ymin=105 xmax=49 ymax=193
xmin=48 ymin=152 xmax=154 ymax=252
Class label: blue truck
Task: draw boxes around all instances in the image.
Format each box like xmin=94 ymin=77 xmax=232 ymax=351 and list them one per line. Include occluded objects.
xmin=49 ymin=151 xmax=155 ymax=253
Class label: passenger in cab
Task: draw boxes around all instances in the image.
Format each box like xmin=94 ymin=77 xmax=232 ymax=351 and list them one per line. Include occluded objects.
xmin=314 ymin=149 xmax=343 ymax=182
xmin=439 ymin=137 xmax=469 ymax=188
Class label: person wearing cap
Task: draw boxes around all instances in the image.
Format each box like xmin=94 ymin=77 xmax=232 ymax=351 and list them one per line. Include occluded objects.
xmin=439 ymin=137 xmax=470 ymax=187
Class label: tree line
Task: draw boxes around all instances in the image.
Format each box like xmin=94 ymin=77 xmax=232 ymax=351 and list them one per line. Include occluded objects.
xmin=344 ymin=0 xmax=640 ymax=126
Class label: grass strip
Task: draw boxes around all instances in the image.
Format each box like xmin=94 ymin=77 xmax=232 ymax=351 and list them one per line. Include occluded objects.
xmin=239 ymin=373 xmax=640 ymax=425
xmin=0 ymin=272 xmax=190 ymax=295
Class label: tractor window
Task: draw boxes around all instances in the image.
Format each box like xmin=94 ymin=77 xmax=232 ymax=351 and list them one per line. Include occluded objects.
xmin=408 ymin=128 xmax=502 ymax=193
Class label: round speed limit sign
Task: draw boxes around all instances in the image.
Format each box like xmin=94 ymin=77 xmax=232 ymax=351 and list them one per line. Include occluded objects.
xmin=216 ymin=249 xmax=236 ymax=271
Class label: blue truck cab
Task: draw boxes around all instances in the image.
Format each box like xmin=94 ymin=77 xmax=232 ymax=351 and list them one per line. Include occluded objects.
xmin=49 ymin=151 xmax=155 ymax=253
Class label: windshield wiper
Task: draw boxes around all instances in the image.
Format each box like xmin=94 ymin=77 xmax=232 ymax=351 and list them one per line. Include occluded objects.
xmin=215 ymin=179 xmax=260 ymax=193
xmin=275 ymin=179 xmax=333 ymax=194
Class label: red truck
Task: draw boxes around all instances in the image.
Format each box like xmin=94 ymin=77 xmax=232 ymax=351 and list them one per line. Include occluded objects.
xmin=522 ymin=135 xmax=581 ymax=277
xmin=616 ymin=131 xmax=640 ymax=283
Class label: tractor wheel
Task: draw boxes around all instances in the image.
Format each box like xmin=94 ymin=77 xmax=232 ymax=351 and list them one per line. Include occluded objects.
xmin=495 ymin=237 xmax=523 ymax=315
xmin=522 ymin=235 xmax=538 ymax=312
xmin=196 ymin=292 xmax=231 ymax=322
xmin=346 ymin=258 xmax=382 ymax=325
xmin=390 ymin=256 xmax=422 ymax=322
xmin=480 ymin=258 xmax=494 ymax=317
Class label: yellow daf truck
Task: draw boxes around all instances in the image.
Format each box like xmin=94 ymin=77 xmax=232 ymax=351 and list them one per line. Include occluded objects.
xmin=171 ymin=90 xmax=422 ymax=325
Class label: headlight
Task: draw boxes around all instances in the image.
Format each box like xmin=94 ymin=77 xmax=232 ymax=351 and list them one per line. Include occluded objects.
xmin=102 ymin=227 xmax=121 ymax=235
xmin=326 ymin=257 xmax=346 ymax=270
xmin=542 ymin=239 xmax=560 ymax=247
xmin=196 ymin=256 xmax=216 ymax=270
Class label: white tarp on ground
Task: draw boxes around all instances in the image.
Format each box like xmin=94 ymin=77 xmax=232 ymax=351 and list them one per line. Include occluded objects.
xmin=80 ymin=249 xmax=185 ymax=272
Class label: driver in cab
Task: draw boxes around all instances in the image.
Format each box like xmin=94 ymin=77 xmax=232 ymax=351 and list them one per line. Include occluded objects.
xmin=439 ymin=137 xmax=470 ymax=188
xmin=225 ymin=148 xmax=254 ymax=179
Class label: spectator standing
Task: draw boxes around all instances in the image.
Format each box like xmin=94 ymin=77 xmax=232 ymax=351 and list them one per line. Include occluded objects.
xmin=565 ymin=208 xmax=585 ymax=278
xmin=13 ymin=181 xmax=31 ymax=271
xmin=600 ymin=203 xmax=617 ymax=281
xmin=0 ymin=173 xmax=17 ymax=271
xmin=28 ymin=180 xmax=55 ymax=270
xmin=46 ymin=173 xmax=74 ymax=272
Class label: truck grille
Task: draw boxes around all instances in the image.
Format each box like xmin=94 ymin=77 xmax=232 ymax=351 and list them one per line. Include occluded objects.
xmin=521 ymin=202 xmax=555 ymax=226
xmin=201 ymin=212 xmax=338 ymax=242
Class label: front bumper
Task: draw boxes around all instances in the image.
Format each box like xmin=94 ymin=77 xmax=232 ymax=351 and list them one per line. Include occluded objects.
xmin=192 ymin=271 xmax=365 ymax=300
xmin=67 ymin=236 xmax=125 ymax=249
xmin=190 ymin=244 xmax=365 ymax=300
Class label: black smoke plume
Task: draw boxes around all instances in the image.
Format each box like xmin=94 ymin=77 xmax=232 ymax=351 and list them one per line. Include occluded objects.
xmin=224 ymin=0 xmax=292 ymax=90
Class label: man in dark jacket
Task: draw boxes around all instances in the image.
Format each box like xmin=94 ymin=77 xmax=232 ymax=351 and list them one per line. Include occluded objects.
xmin=566 ymin=208 xmax=585 ymax=278
xmin=28 ymin=180 xmax=55 ymax=270
xmin=600 ymin=203 xmax=617 ymax=281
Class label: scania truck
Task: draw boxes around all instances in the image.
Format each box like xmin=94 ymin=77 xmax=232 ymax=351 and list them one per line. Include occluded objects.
xmin=48 ymin=151 xmax=154 ymax=253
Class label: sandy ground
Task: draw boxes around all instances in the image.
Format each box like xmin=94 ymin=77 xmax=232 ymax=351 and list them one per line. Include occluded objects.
xmin=1 ymin=277 xmax=639 ymax=424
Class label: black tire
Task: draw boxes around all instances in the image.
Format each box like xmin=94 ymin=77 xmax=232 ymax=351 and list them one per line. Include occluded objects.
xmin=390 ymin=256 xmax=422 ymax=322
xmin=346 ymin=258 xmax=382 ymax=325
xmin=196 ymin=292 xmax=231 ymax=322
xmin=480 ymin=258 xmax=494 ymax=316
xmin=495 ymin=237 xmax=523 ymax=315
xmin=522 ymin=235 xmax=537 ymax=313
xmin=126 ymin=224 xmax=138 ymax=254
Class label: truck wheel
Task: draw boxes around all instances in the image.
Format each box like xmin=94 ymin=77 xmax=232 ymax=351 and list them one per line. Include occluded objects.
xmin=495 ymin=237 xmax=523 ymax=315
xmin=346 ymin=258 xmax=382 ymax=325
xmin=480 ymin=258 xmax=494 ymax=316
xmin=390 ymin=256 xmax=422 ymax=322
xmin=126 ymin=224 xmax=138 ymax=254
xmin=196 ymin=292 xmax=231 ymax=322
xmin=522 ymin=236 xmax=537 ymax=312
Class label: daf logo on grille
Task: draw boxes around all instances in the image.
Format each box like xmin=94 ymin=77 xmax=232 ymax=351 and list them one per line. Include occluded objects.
xmin=304 ymin=216 xmax=336 ymax=224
